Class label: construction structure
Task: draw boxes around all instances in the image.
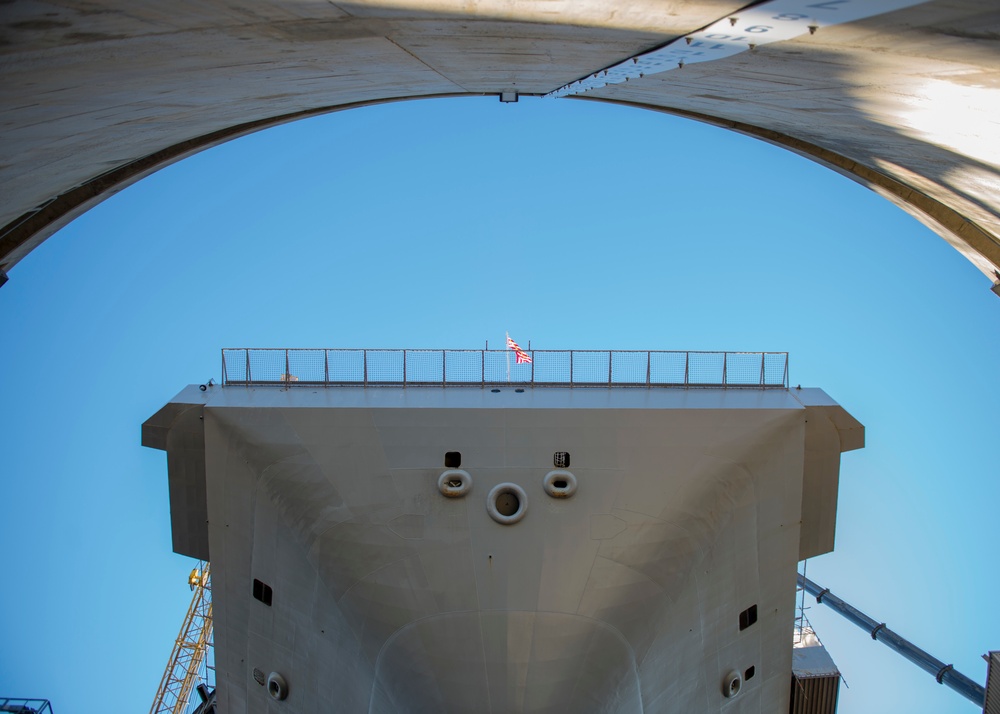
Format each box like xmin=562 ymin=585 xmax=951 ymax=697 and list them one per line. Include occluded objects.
xmin=985 ymin=652 xmax=1000 ymax=714
xmin=150 ymin=563 xmax=214 ymax=714
xmin=0 ymin=700 xmax=53 ymax=714
xmin=789 ymin=565 xmax=842 ymax=714
xmin=798 ymin=573 xmax=986 ymax=708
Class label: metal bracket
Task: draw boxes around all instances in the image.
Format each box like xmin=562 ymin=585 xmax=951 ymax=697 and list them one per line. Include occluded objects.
xmin=870 ymin=623 xmax=886 ymax=640
xmin=936 ymin=663 xmax=954 ymax=684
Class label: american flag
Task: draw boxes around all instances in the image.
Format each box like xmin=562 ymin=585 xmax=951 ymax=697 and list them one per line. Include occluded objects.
xmin=506 ymin=335 xmax=533 ymax=364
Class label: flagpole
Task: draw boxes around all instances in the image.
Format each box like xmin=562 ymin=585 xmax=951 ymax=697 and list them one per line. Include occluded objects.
xmin=505 ymin=331 xmax=511 ymax=383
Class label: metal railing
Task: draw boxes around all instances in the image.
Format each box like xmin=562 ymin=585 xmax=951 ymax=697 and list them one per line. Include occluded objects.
xmin=0 ymin=699 xmax=54 ymax=714
xmin=221 ymin=349 xmax=788 ymax=388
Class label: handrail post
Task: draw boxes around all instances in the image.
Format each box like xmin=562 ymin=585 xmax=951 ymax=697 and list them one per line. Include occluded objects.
xmin=759 ymin=353 xmax=765 ymax=387
xmin=684 ymin=352 xmax=689 ymax=386
xmin=403 ymin=349 xmax=407 ymax=384
xmin=570 ymin=350 xmax=574 ymax=386
xmin=531 ymin=352 xmax=535 ymax=385
xmin=608 ymin=351 xmax=612 ymax=385
xmin=221 ymin=350 xmax=226 ymax=386
xmin=285 ymin=349 xmax=290 ymax=383
xmin=324 ymin=350 xmax=329 ymax=384
xmin=363 ymin=350 xmax=368 ymax=386
xmin=722 ymin=352 xmax=727 ymax=387
xmin=646 ymin=351 xmax=651 ymax=386
xmin=442 ymin=349 xmax=446 ymax=385
xmin=246 ymin=349 xmax=251 ymax=384
xmin=481 ymin=350 xmax=485 ymax=387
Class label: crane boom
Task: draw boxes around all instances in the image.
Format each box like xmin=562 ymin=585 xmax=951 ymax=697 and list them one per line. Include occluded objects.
xmin=150 ymin=562 xmax=213 ymax=714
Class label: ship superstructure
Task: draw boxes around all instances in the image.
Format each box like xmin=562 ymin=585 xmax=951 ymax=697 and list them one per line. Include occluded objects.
xmin=143 ymin=349 xmax=863 ymax=713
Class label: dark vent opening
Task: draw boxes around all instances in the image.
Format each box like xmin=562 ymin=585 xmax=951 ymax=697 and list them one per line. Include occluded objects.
xmin=745 ymin=666 xmax=755 ymax=681
xmin=444 ymin=451 xmax=462 ymax=468
xmin=253 ymin=578 xmax=273 ymax=607
xmin=553 ymin=479 xmax=568 ymax=489
xmin=554 ymin=451 xmax=571 ymax=468
xmin=739 ymin=604 xmax=758 ymax=631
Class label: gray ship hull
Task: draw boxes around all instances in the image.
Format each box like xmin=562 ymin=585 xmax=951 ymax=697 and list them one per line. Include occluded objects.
xmin=144 ymin=386 xmax=861 ymax=712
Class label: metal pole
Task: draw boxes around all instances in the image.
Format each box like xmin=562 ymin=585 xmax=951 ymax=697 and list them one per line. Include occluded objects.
xmin=799 ymin=574 xmax=986 ymax=708
xmin=608 ymin=351 xmax=612 ymax=385
xmin=245 ymin=350 xmax=251 ymax=384
xmin=646 ymin=351 xmax=651 ymax=386
xmin=722 ymin=352 xmax=727 ymax=386
xmin=505 ymin=333 xmax=510 ymax=383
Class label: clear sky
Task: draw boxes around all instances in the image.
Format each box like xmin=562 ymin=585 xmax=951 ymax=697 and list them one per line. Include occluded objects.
xmin=1 ymin=96 xmax=998 ymax=713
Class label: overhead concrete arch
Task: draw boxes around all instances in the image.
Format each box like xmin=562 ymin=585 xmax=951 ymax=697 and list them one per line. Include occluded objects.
xmin=1 ymin=0 xmax=999 ymax=293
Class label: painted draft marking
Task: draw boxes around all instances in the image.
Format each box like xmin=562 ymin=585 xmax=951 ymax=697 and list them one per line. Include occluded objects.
xmin=546 ymin=0 xmax=930 ymax=98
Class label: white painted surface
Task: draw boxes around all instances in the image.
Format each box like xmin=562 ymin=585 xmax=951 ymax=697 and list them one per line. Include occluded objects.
xmin=550 ymin=0 xmax=931 ymax=96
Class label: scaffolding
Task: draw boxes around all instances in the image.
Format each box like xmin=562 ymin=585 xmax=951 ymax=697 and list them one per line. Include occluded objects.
xmin=793 ymin=560 xmax=818 ymax=648
xmin=149 ymin=562 xmax=214 ymax=714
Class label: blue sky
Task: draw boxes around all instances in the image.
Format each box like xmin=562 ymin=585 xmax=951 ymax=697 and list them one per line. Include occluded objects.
xmin=1 ymin=96 xmax=998 ymax=713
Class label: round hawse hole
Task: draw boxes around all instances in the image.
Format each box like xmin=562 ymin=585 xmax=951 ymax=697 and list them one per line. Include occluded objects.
xmin=267 ymin=672 xmax=289 ymax=701
xmin=722 ymin=671 xmax=742 ymax=699
xmin=487 ymin=483 xmax=527 ymax=524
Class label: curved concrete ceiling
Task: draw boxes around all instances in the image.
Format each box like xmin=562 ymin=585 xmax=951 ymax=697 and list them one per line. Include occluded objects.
xmin=2 ymin=0 xmax=999 ymax=293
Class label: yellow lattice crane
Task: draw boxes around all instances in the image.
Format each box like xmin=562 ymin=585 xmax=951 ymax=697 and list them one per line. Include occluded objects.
xmin=150 ymin=562 xmax=214 ymax=714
